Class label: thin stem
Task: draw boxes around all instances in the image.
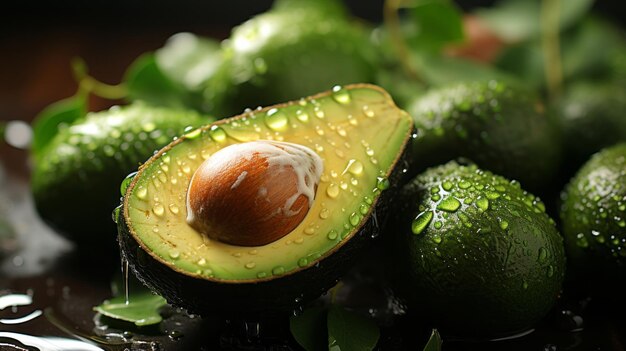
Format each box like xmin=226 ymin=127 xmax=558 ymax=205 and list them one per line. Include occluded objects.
xmin=71 ymin=57 xmax=128 ymax=100
xmin=541 ymin=0 xmax=563 ymax=100
xmin=383 ymin=0 xmax=423 ymax=83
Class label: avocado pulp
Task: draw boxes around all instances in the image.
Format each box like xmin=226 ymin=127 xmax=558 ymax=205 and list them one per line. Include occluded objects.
xmin=119 ymin=84 xmax=413 ymax=313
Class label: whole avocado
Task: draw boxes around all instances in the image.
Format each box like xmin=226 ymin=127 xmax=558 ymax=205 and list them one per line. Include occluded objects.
xmin=387 ymin=161 xmax=565 ymax=337
xmin=560 ymin=143 xmax=626 ymax=293
xmin=204 ymin=0 xmax=378 ymax=117
xmin=555 ymin=81 xmax=626 ymax=175
xmin=32 ymin=103 xmax=208 ymax=249
xmin=406 ymin=80 xmax=561 ymax=192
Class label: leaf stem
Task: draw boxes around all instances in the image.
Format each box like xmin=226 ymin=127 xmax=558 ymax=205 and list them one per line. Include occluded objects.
xmin=541 ymin=0 xmax=563 ymax=100
xmin=72 ymin=57 xmax=128 ymax=100
xmin=383 ymin=0 xmax=423 ymax=83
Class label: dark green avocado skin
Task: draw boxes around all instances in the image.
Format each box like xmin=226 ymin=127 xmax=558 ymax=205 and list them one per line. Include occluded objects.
xmin=118 ymin=133 xmax=412 ymax=316
xmin=387 ymin=161 xmax=565 ymax=337
xmin=406 ymin=80 xmax=561 ymax=193
xmin=203 ymin=1 xmax=378 ymax=117
xmin=32 ymin=103 xmax=207 ymax=249
xmin=561 ymin=143 xmax=626 ymax=294
xmin=554 ymin=81 xmax=626 ymax=177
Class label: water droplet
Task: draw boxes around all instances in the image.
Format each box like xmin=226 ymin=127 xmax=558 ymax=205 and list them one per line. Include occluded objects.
xmin=153 ymin=203 xmax=165 ymax=216
xmin=576 ymin=233 xmax=589 ymax=248
xmin=296 ymin=109 xmax=309 ymax=123
xmin=319 ymin=208 xmax=329 ymax=219
xmin=485 ymin=191 xmax=500 ymax=200
xmin=168 ymin=204 xmax=179 ymax=214
xmin=304 ymin=226 xmax=315 ymax=235
xmin=331 ymin=85 xmax=351 ymax=104
xmin=245 ymin=262 xmax=256 ymax=269
xmin=344 ymin=159 xmax=364 ymax=176
xmin=476 ymin=197 xmax=489 ymax=211
xmin=412 ymin=211 xmax=433 ymax=235
xmin=437 ymin=197 xmax=461 ymax=212
xmin=184 ymin=128 xmax=201 ymax=139
xmin=442 ymin=181 xmax=453 ymax=191
xmin=327 ymin=230 xmax=338 ymax=240
xmin=272 ymin=266 xmax=285 ymax=276
xmin=362 ymin=105 xmax=375 ymax=118
xmin=376 ymin=177 xmax=390 ymax=190
xmin=120 ymin=172 xmax=137 ymax=196
xmin=431 ymin=235 xmax=442 ymax=244
xmin=209 ymin=125 xmax=227 ymax=142
xmin=169 ymin=250 xmax=180 ymax=259
xmin=538 ymin=247 xmax=548 ymax=262
xmin=298 ymin=258 xmax=309 ymax=267
xmin=359 ymin=203 xmax=369 ymax=215
xmin=265 ymin=108 xmax=288 ymax=131
xmin=459 ymin=180 xmax=471 ymax=189
xmin=546 ymin=265 xmax=555 ymax=278
xmin=197 ymin=258 xmax=207 ymax=266
xmin=349 ymin=213 xmax=361 ymax=227
xmin=434 ymin=221 xmax=443 ymax=229
xmin=326 ymin=183 xmax=340 ymax=198
xmin=112 ymin=205 xmax=121 ymax=224
xmin=499 ymin=219 xmax=509 ymax=230
xmin=253 ymin=57 xmax=267 ymax=74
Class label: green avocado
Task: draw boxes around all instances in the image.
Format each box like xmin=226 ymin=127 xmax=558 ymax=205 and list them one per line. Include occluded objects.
xmin=117 ymin=84 xmax=413 ymax=315
xmin=204 ymin=0 xmax=378 ymax=117
xmin=554 ymin=81 xmax=626 ymax=175
xmin=406 ymin=80 xmax=561 ymax=192
xmin=386 ymin=161 xmax=565 ymax=337
xmin=32 ymin=103 xmax=208 ymax=248
xmin=560 ymin=143 xmax=626 ymax=293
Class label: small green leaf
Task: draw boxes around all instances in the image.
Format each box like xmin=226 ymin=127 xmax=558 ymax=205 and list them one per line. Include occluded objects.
xmin=124 ymin=53 xmax=187 ymax=109
xmin=423 ymin=329 xmax=442 ymax=351
xmin=405 ymin=1 xmax=464 ymax=52
xmin=290 ymin=306 xmax=328 ymax=351
xmin=327 ymin=305 xmax=380 ymax=351
xmin=476 ymin=0 xmax=595 ymax=42
xmin=31 ymin=95 xmax=86 ymax=158
xmin=94 ymin=291 xmax=167 ymax=327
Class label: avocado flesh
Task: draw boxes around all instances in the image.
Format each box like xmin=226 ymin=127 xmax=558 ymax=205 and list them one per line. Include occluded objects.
xmin=561 ymin=143 xmax=626 ymax=292
xmin=121 ymin=85 xmax=412 ymax=298
xmin=388 ymin=161 xmax=565 ymax=336
xmin=32 ymin=102 xmax=207 ymax=247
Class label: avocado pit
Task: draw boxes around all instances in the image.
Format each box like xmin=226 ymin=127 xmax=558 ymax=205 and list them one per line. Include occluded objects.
xmin=186 ymin=140 xmax=323 ymax=246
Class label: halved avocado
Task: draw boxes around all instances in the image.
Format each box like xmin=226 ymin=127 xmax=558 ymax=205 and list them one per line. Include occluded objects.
xmin=118 ymin=84 xmax=414 ymax=315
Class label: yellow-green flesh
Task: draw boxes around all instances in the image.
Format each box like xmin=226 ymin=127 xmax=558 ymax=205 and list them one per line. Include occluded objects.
xmin=124 ymin=86 xmax=411 ymax=281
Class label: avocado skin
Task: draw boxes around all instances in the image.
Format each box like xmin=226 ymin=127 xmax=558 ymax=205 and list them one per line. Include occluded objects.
xmin=204 ymin=3 xmax=378 ymax=117
xmin=554 ymin=81 xmax=626 ymax=176
xmin=32 ymin=103 xmax=207 ymax=248
xmin=406 ymin=80 xmax=561 ymax=193
xmin=560 ymin=143 xmax=626 ymax=293
xmin=118 ymin=125 xmax=412 ymax=316
xmin=387 ymin=161 xmax=565 ymax=337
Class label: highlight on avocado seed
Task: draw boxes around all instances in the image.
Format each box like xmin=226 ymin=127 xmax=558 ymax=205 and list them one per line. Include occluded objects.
xmin=186 ymin=140 xmax=323 ymax=246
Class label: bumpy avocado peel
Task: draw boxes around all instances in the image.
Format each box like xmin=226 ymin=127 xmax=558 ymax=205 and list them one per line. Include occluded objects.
xmin=388 ymin=161 xmax=566 ymax=336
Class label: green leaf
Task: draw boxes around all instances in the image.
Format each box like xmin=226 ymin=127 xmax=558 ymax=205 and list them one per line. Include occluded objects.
xmin=476 ymin=0 xmax=595 ymax=42
xmin=423 ymin=329 xmax=442 ymax=351
xmin=327 ymin=305 xmax=380 ymax=351
xmin=406 ymin=1 xmax=464 ymax=52
xmin=124 ymin=53 xmax=188 ymax=109
xmin=94 ymin=291 xmax=167 ymax=327
xmin=31 ymin=95 xmax=86 ymax=159
xmin=290 ymin=306 xmax=328 ymax=351
xmin=155 ymin=33 xmax=222 ymax=92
